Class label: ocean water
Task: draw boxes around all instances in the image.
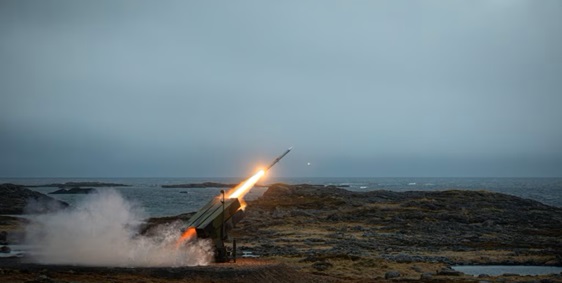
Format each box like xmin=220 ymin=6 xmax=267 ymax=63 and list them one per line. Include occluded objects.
xmin=452 ymin=265 xmax=562 ymax=276
xmin=2 ymin=177 xmax=561 ymax=217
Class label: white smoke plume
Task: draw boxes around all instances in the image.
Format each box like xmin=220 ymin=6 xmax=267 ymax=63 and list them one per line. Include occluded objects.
xmin=24 ymin=190 xmax=213 ymax=267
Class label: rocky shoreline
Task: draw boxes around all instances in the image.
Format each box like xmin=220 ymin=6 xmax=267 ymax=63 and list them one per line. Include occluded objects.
xmin=162 ymin=182 xmax=267 ymax=188
xmin=1 ymin=183 xmax=562 ymax=282
xmin=162 ymin=182 xmax=240 ymax=188
xmin=230 ymin=184 xmax=562 ymax=281
xmin=25 ymin=182 xmax=128 ymax=188
xmin=139 ymin=183 xmax=562 ymax=281
xmin=48 ymin=187 xmax=97 ymax=194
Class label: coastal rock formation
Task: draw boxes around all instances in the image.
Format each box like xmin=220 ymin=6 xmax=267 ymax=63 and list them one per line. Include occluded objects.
xmin=2 ymin=183 xmax=562 ymax=282
xmin=162 ymin=182 xmax=238 ymax=188
xmin=162 ymin=182 xmax=268 ymax=189
xmin=28 ymin=182 xmax=128 ymax=188
xmin=231 ymin=183 xmax=562 ymax=279
xmin=48 ymin=187 xmax=97 ymax=194
xmin=0 ymin=183 xmax=68 ymax=214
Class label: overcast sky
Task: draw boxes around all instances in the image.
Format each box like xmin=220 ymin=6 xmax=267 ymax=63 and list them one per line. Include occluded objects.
xmin=1 ymin=1 xmax=561 ymax=178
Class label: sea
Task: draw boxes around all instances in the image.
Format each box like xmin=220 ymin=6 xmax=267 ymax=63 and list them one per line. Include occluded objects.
xmin=2 ymin=177 xmax=561 ymax=218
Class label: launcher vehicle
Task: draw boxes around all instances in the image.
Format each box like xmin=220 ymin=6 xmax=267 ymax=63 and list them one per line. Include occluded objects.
xmin=179 ymin=148 xmax=292 ymax=262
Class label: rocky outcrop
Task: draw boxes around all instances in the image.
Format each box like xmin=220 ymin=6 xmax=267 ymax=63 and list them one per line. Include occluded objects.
xmin=48 ymin=187 xmax=97 ymax=194
xmin=0 ymin=183 xmax=68 ymax=214
xmin=162 ymin=182 xmax=238 ymax=188
xmin=28 ymin=182 xmax=128 ymax=188
xmin=232 ymin=184 xmax=562 ymax=268
xmin=162 ymin=182 xmax=269 ymax=188
xmin=311 ymin=189 xmax=562 ymax=252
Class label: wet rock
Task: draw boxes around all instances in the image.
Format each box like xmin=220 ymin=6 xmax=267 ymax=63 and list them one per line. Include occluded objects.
xmin=351 ymin=225 xmax=365 ymax=231
xmin=312 ymin=261 xmax=333 ymax=271
xmin=411 ymin=265 xmax=423 ymax=273
xmin=437 ymin=267 xmax=463 ymax=276
xmin=381 ymin=254 xmax=453 ymax=264
xmin=271 ymin=207 xmax=288 ymax=219
xmin=503 ymin=273 xmax=518 ymax=276
xmin=300 ymin=255 xmax=321 ymax=263
xmin=290 ymin=209 xmax=315 ymax=218
xmin=385 ymin=271 xmax=401 ymax=279
xmin=362 ymin=231 xmax=375 ymax=237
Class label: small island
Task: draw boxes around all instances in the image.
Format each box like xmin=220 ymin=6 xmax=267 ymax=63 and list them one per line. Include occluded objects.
xmin=0 ymin=183 xmax=69 ymax=215
xmin=162 ymin=182 xmax=267 ymax=188
xmin=48 ymin=187 xmax=97 ymax=194
xmin=27 ymin=181 xmax=129 ymax=188
xmin=162 ymin=182 xmax=236 ymax=188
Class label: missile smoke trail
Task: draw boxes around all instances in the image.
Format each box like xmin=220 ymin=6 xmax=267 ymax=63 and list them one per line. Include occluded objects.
xmin=227 ymin=147 xmax=292 ymax=199
xmin=25 ymin=190 xmax=213 ymax=267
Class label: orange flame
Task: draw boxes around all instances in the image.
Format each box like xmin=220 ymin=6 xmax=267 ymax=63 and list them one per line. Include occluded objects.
xmin=176 ymin=226 xmax=196 ymax=248
xmin=226 ymin=169 xmax=265 ymax=199
xmin=177 ymin=169 xmax=266 ymax=248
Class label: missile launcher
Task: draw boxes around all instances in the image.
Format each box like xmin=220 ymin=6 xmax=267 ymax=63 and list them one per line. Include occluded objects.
xmin=179 ymin=147 xmax=292 ymax=262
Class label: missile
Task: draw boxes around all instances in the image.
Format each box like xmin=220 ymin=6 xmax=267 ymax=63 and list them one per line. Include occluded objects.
xmin=266 ymin=147 xmax=293 ymax=171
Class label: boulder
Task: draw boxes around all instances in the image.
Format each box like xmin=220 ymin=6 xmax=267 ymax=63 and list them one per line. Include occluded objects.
xmin=437 ymin=267 xmax=463 ymax=276
xmin=311 ymin=261 xmax=333 ymax=271
xmin=385 ymin=271 xmax=401 ymax=279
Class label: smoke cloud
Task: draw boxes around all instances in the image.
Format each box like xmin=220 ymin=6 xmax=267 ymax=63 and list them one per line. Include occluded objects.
xmin=24 ymin=190 xmax=212 ymax=266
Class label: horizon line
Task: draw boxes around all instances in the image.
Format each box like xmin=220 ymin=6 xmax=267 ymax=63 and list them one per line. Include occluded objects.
xmin=1 ymin=176 xmax=561 ymax=179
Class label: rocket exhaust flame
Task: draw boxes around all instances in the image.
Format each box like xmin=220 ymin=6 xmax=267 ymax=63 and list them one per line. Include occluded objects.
xmin=226 ymin=169 xmax=265 ymax=199
xmin=175 ymin=169 xmax=265 ymax=249
xmin=176 ymin=226 xmax=196 ymax=248
xmin=226 ymin=147 xmax=291 ymax=200
xmin=177 ymin=147 xmax=292 ymax=261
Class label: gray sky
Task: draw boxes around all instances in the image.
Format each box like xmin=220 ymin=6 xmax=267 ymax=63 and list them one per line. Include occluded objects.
xmin=1 ymin=1 xmax=561 ymax=178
